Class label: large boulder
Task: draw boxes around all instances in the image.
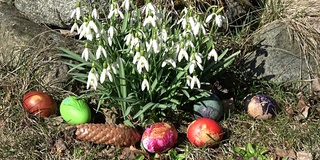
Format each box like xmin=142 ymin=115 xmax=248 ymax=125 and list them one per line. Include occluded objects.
xmin=244 ymin=0 xmax=320 ymax=83
xmin=14 ymin=0 xmax=78 ymax=28
xmin=14 ymin=0 xmax=109 ymax=28
xmin=0 ymin=3 xmax=81 ymax=93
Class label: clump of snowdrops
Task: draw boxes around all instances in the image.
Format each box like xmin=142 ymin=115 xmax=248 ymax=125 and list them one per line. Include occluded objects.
xmin=60 ymin=0 xmax=240 ymax=125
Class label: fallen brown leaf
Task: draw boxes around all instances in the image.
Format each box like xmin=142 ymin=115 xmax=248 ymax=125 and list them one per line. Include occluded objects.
xmin=275 ymin=147 xmax=288 ymax=158
xmin=297 ymin=151 xmax=312 ymax=160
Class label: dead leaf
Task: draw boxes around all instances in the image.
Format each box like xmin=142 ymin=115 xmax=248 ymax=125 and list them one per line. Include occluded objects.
xmin=311 ymin=77 xmax=320 ymax=99
xmin=275 ymin=147 xmax=288 ymax=158
xmin=285 ymin=105 xmax=294 ymax=117
xmin=297 ymin=151 xmax=312 ymax=160
xmin=51 ymin=138 xmax=68 ymax=156
xmin=298 ymin=99 xmax=310 ymax=118
xmin=288 ymin=149 xmax=296 ymax=159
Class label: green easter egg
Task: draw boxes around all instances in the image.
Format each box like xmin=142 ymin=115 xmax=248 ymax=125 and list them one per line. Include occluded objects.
xmin=60 ymin=96 xmax=91 ymax=124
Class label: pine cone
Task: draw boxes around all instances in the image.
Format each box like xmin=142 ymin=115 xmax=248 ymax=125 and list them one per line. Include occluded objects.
xmin=67 ymin=123 xmax=141 ymax=147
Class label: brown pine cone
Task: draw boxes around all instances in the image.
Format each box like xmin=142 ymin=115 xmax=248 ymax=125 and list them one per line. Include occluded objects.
xmin=67 ymin=123 xmax=141 ymax=147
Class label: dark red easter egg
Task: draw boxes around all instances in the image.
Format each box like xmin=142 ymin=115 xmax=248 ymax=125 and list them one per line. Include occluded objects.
xmin=187 ymin=118 xmax=223 ymax=147
xmin=22 ymin=91 xmax=57 ymax=117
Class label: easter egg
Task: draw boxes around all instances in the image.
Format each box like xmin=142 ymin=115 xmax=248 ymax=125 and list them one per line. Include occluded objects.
xmin=245 ymin=94 xmax=277 ymax=119
xmin=141 ymin=122 xmax=178 ymax=153
xmin=193 ymin=94 xmax=223 ymax=121
xmin=22 ymin=91 xmax=57 ymax=117
xmin=60 ymin=96 xmax=91 ymax=124
xmin=187 ymin=118 xmax=223 ymax=147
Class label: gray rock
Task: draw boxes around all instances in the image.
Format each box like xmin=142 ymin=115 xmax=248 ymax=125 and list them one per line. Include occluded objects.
xmin=14 ymin=0 xmax=109 ymax=28
xmin=244 ymin=20 xmax=317 ymax=82
xmin=15 ymin=0 xmax=77 ymax=27
xmin=0 ymin=0 xmax=13 ymax=5
xmin=0 ymin=3 xmax=81 ymax=92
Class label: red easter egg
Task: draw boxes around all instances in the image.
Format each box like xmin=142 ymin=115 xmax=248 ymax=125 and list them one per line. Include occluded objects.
xmin=22 ymin=91 xmax=57 ymax=117
xmin=187 ymin=118 xmax=223 ymax=147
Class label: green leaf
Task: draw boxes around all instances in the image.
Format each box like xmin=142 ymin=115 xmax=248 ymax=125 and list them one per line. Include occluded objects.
xmin=246 ymin=143 xmax=255 ymax=154
xmin=133 ymin=102 xmax=154 ymax=119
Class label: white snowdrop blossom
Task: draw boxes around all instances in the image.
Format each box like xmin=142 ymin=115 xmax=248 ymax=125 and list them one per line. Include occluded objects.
xmin=100 ymin=66 xmax=113 ymax=83
xmin=208 ymin=48 xmax=218 ymax=61
xmin=70 ymin=22 xmax=79 ymax=33
xmin=91 ymin=7 xmax=99 ymax=19
xmin=111 ymin=62 xmax=119 ymax=74
xmin=88 ymin=20 xmax=99 ymax=34
xmin=70 ymin=3 xmax=81 ymax=20
xmin=161 ymin=58 xmax=176 ymax=68
xmin=96 ymin=43 xmax=107 ymax=59
xmin=205 ymin=13 xmax=214 ymax=24
xmin=82 ymin=44 xmax=90 ymax=61
xmin=96 ymin=27 xmax=107 ymax=39
xmin=141 ymin=78 xmax=150 ymax=91
xmin=121 ymin=0 xmax=130 ymax=11
xmin=108 ymin=3 xmax=124 ymax=19
xmin=160 ymin=28 xmax=168 ymax=42
xmin=146 ymin=38 xmax=159 ymax=53
xmin=87 ymin=68 xmax=99 ymax=90
xmin=186 ymin=75 xmax=201 ymax=89
xmin=78 ymin=21 xmax=88 ymax=38
xmin=177 ymin=45 xmax=189 ymax=62
xmin=189 ymin=59 xmax=203 ymax=74
xmin=143 ymin=2 xmax=156 ymax=15
xmin=143 ymin=15 xmax=156 ymax=27
xmin=137 ymin=56 xmax=149 ymax=74
xmin=215 ymin=15 xmax=225 ymax=28
xmin=124 ymin=32 xmax=134 ymax=46
xmin=107 ymin=26 xmax=116 ymax=46
xmin=133 ymin=51 xmax=141 ymax=64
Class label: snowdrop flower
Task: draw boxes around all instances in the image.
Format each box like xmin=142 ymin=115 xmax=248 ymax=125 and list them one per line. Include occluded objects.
xmin=161 ymin=58 xmax=176 ymax=68
xmin=137 ymin=56 xmax=149 ymax=74
xmin=87 ymin=68 xmax=99 ymax=90
xmin=177 ymin=44 xmax=189 ymax=62
xmin=206 ymin=13 xmax=225 ymax=28
xmin=79 ymin=21 xmax=95 ymax=41
xmin=96 ymin=26 xmax=107 ymax=39
xmin=111 ymin=61 xmax=119 ymax=74
xmin=121 ymin=0 xmax=130 ymax=11
xmin=186 ymin=75 xmax=201 ymax=89
xmin=143 ymin=15 xmax=156 ymax=27
xmin=124 ymin=31 xmax=134 ymax=46
xmin=160 ymin=26 xmax=168 ymax=42
xmin=177 ymin=8 xmax=188 ymax=29
xmin=82 ymin=42 xmax=90 ymax=61
xmin=146 ymin=37 xmax=159 ymax=53
xmin=208 ymin=47 xmax=218 ymax=61
xmin=141 ymin=78 xmax=150 ymax=91
xmin=88 ymin=18 xmax=99 ymax=34
xmin=189 ymin=59 xmax=203 ymax=74
xmin=100 ymin=66 xmax=113 ymax=83
xmin=215 ymin=15 xmax=225 ymax=28
xmin=96 ymin=41 xmax=107 ymax=59
xmin=108 ymin=3 xmax=124 ymax=19
xmin=143 ymin=2 xmax=156 ymax=15
xmin=70 ymin=21 xmax=79 ymax=33
xmin=133 ymin=49 xmax=141 ymax=64
xmin=70 ymin=2 xmax=81 ymax=20
xmin=91 ymin=6 xmax=99 ymax=19
xmin=107 ymin=25 xmax=116 ymax=46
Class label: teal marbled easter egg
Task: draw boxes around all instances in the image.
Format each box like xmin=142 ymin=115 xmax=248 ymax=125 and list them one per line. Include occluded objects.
xmin=193 ymin=94 xmax=223 ymax=121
